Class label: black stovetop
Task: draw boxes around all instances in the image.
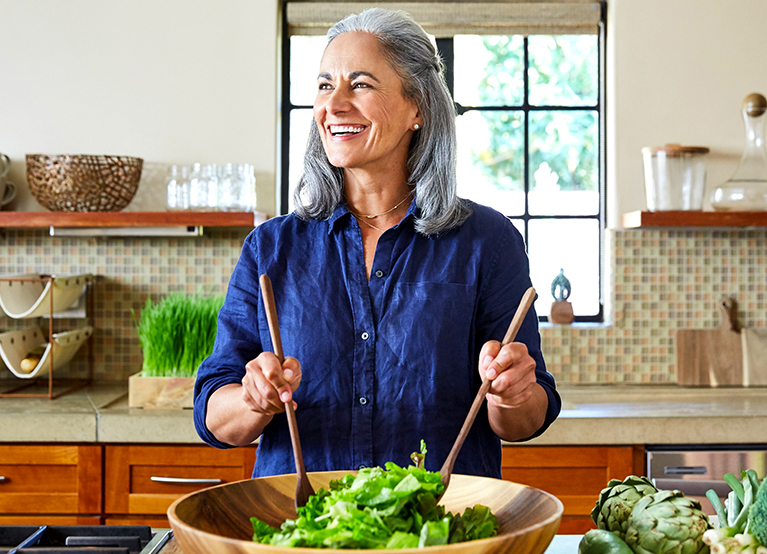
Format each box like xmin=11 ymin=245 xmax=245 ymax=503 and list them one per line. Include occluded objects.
xmin=0 ymin=526 xmax=173 ymax=554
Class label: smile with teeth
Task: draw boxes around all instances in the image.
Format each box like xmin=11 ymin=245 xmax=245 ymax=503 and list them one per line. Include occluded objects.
xmin=329 ymin=124 xmax=366 ymax=136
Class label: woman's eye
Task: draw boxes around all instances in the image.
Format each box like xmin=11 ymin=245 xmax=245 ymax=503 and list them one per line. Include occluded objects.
xmin=353 ymin=82 xmax=370 ymax=89
xmin=318 ymin=83 xmax=332 ymax=91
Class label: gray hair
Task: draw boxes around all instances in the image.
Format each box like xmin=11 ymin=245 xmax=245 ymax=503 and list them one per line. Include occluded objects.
xmin=292 ymin=7 xmax=471 ymax=236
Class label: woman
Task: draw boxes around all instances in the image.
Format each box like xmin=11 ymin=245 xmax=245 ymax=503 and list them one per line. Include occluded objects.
xmin=194 ymin=8 xmax=561 ymax=479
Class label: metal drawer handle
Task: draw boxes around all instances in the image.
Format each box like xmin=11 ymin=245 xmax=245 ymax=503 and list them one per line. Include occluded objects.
xmin=150 ymin=476 xmax=222 ymax=484
xmin=0 ymin=476 xmax=5 ymax=482
xmin=664 ymin=465 xmax=707 ymax=475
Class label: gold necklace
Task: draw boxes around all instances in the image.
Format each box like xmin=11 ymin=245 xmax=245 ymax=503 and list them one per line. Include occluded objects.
xmin=347 ymin=188 xmax=414 ymax=219
xmin=352 ymin=213 xmax=385 ymax=232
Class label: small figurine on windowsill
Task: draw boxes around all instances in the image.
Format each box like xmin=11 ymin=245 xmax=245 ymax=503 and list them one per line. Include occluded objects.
xmin=550 ymin=269 xmax=574 ymax=324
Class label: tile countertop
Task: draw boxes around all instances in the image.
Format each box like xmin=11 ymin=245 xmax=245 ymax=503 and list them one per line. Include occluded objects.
xmin=0 ymin=384 xmax=766 ymax=444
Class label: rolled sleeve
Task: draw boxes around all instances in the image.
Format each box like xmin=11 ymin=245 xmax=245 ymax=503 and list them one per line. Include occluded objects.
xmin=193 ymin=231 xmax=264 ymax=449
xmin=473 ymin=210 xmax=561 ymax=442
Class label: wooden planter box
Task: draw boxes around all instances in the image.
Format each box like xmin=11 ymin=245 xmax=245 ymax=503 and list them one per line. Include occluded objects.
xmin=128 ymin=373 xmax=195 ymax=409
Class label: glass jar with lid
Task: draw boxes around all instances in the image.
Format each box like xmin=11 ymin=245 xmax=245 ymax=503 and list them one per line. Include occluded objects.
xmin=642 ymin=143 xmax=709 ymax=211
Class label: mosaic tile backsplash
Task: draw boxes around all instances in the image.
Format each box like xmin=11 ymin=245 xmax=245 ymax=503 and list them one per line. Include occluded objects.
xmin=0 ymin=228 xmax=251 ymax=383
xmin=0 ymin=227 xmax=765 ymax=384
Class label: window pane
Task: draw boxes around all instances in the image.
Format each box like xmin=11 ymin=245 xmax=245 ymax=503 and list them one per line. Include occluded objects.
xmin=527 ymin=219 xmax=600 ymax=318
xmin=287 ymin=109 xmax=314 ymax=212
xmin=508 ymin=218 xmax=525 ymax=242
xmin=528 ymin=35 xmax=598 ymax=106
xmin=456 ymin=110 xmax=525 ymax=215
xmin=454 ymin=35 xmax=523 ymax=107
xmin=528 ymin=110 xmax=598 ymax=215
xmin=290 ymin=35 xmax=326 ymax=106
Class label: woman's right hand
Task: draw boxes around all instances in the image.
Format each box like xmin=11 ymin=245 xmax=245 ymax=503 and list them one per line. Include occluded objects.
xmin=240 ymin=352 xmax=302 ymax=416
xmin=204 ymin=352 xmax=302 ymax=446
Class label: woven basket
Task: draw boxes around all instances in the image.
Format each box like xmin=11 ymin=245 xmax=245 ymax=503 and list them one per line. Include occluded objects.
xmin=26 ymin=154 xmax=143 ymax=212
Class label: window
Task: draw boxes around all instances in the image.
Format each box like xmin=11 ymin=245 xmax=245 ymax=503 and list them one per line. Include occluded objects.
xmin=280 ymin=1 xmax=606 ymax=321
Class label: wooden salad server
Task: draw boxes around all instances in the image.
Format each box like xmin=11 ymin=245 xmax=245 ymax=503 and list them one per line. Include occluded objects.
xmin=437 ymin=287 xmax=537 ymax=501
xmin=259 ymin=274 xmax=315 ymax=509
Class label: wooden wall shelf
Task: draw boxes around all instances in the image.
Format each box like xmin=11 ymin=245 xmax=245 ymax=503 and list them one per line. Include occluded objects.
xmin=622 ymin=210 xmax=767 ymax=228
xmin=0 ymin=211 xmax=267 ymax=229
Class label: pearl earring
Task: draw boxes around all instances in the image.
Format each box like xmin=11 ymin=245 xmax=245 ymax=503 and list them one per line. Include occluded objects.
xmin=413 ymin=124 xmax=421 ymax=130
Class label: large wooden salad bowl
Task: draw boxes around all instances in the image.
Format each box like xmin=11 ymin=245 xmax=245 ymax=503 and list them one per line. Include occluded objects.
xmin=168 ymin=471 xmax=563 ymax=554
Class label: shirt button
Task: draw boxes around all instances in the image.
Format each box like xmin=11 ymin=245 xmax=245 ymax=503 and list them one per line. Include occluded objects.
xmin=374 ymin=269 xmax=385 ymax=278
xmin=359 ymin=397 xmax=368 ymax=405
xmin=361 ymin=332 xmax=369 ymax=340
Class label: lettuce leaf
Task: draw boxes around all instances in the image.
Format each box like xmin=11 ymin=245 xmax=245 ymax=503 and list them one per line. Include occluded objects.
xmin=250 ymin=446 xmax=499 ymax=549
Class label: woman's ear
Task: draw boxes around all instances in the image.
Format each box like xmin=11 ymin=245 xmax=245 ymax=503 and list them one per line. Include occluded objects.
xmin=412 ymin=110 xmax=423 ymax=131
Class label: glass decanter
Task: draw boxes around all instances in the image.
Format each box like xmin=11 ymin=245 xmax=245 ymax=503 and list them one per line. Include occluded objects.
xmin=711 ymin=93 xmax=767 ymax=210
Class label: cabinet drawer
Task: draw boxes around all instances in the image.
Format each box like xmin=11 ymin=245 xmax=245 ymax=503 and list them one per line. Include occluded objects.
xmin=0 ymin=516 xmax=102 ymax=525
xmin=105 ymin=445 xmax=256 ymax=516
xmin=0 ymin=445 xmax=101 ymax=515
xmin=105 ymin=515 xmax=171 ymax=527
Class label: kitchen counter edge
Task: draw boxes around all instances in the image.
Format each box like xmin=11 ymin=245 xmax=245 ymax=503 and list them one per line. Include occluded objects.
xmin=0 ymin=384 xmax=765 ymax=445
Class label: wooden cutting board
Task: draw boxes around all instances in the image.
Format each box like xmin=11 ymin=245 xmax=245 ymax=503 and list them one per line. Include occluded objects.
xmin=676 ymin=297 xmax=743 ymax=386
xmin=676 ymin=327 xmax=743 ymax=386
xmin=743 ymin=328 xmax=767 ymax=386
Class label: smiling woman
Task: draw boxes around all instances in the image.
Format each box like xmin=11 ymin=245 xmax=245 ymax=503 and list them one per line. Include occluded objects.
xmin=193 ymin=7 xmax=561 ymax=481
xmin=313 ymin=32 xmax=421 ymax=197
xmin=283 ymin=1 xmax=605 ymax=322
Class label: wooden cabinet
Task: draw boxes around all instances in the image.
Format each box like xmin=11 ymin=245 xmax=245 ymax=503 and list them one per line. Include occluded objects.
xmin=0 ymin=442 xmax=642 ymax=531
xmin=502 ymin=445 xmax=644 ymax=534
xmin=0 ymin=515 xmax=101 ymax=525
xmin=104 ymin=445 xmax=257 ymax=526
xmin=0 ymin=445 xmax=101 ymax=517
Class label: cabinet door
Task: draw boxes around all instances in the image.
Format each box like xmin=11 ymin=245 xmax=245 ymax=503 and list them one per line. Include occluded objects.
xmin=502 ymin=445 xmax=642 ymax=534
xmin=105 ymin=445 xmax=257 ymax=518
xmin=0 ymin=445 xmax=101 ymax=515
xmin=104 ymin=515 xmax=171 ymax=527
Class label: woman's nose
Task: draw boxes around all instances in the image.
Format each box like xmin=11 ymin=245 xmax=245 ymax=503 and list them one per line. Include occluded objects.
xmin=323 ymin=86 xmax=351 ymax=114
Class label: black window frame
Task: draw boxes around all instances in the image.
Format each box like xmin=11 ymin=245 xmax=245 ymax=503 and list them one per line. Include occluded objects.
xmin=279 ymin=2 xmax=607 ymax=322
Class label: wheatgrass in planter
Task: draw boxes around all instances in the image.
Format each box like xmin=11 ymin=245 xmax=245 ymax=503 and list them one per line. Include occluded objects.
xmin=133 ymin=293 xmax=224 ymax=378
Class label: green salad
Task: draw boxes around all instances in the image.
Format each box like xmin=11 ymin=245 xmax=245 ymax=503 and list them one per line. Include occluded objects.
xmin=251 ymin=443 xmax=499 ymax=549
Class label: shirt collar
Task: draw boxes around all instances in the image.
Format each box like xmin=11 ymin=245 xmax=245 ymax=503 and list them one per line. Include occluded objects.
xmin=326 ymin=197 xmax=419 ymax=235
xmin=327 ymin=203 xmax=351 ymax=234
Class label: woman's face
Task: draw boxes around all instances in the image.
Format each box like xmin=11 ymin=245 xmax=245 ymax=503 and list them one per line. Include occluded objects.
xmin=314 ymin=31 xmax=421 ymax=175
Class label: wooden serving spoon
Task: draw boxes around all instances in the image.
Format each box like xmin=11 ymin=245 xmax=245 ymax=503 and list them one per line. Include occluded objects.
xmin=438 ymin=286 xmax=537 ymax=500
xmin=259 ymin=274 xmax=316 ymax=510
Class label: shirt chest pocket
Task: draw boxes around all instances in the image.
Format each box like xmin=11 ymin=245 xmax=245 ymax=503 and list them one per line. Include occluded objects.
xmin=377 ymin=282 xmax=477 ymax=389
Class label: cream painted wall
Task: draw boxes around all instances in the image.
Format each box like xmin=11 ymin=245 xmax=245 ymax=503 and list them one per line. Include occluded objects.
xmin=608 ymin=0 xmax=767 ymax=228
xmin=0 ymin=0 xmax=278 ymax=214
xmin=1 ymin=0 xmax=766 ymax=223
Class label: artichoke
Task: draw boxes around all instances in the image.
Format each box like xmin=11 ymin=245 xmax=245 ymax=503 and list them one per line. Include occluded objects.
xmin=591 ymin=475 xmax=659 ymax=539
xmin=624 ymin=490 xmax=711 ymax=554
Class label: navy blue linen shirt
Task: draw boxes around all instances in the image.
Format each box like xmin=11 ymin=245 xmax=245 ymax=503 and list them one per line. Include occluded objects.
xmin=194 ymin=199 xmax=560 ymax=479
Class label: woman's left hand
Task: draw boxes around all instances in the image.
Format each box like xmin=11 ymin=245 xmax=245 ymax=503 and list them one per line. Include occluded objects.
xmin=478 ymin=340 xmax=538 ymax=409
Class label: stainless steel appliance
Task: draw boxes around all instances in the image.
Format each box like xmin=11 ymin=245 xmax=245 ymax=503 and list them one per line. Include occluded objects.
xmin=0 ymin=525 xmax=172 ymax=554
xmin=646 ymin=444 xmax=767 ymax=515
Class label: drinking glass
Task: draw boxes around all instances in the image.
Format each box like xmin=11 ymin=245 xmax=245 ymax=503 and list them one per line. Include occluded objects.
xmin=202 ymin=164 xmax=218 ymax=211
xmin=217 ymin=163 xmax=238 ymax=211
xmin=177 ymin=165 xmax=190 ymax=210
xmin=236 ymin=164 xmax=257 ymax=211
xmin=165 ymin=165 xmax=179 ymax=210
xmin=188 ymin=163 xmax=204 ymax=209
